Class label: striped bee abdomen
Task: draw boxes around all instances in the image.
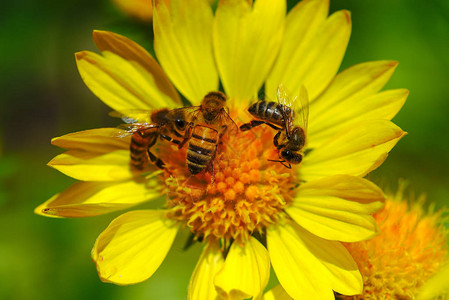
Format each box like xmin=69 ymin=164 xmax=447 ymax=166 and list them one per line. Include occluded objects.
xmin=186 ymin=125 xmax=218 ymax=175
xmin=130 ymin=128 xmax=158 ymax=169
xmin=248 ymin=101 xmax=286 ymax=127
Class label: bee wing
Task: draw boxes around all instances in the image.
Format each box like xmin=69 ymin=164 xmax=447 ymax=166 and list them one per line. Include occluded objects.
xmin=222 ymin=108 xmax=239 ymax=135
xmin=276 ymin=84 xmax=296 ymax=133
xmin=276 ymin=84 xmax=309 ymax=134
xmin=115 ymin=123 xmax=160 ymax=138
xmin=109 ymin=110 xmax=153 ymax=123
xmin=165 ymin=106 xmax=200 ymax=123
xmin=294 ymin=85 xmax=309 ymax=134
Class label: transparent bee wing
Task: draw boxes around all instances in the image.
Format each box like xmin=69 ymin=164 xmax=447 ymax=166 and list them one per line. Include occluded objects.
xmin=222 ymin=108 xmax=239 ymax=135
xmin=165 ymin=106 xmax=200 ymax=123
xmin=109 ymin=110 xmax=153 ymax=123
xmin=115 ymin=123 xmax=160 ymax=138
xmin=295 ymin=85 xmax=309 ymax=135
xmin=276 ymin=84 xmax=296 ymax=133
xmin=276 ymin=84 xmax=292 ymax=107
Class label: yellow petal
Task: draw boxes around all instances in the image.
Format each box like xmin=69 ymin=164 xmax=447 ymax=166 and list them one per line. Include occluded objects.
xmin=215 ymin=237 xmax=270 ymax=300
xmin=267 ymin=220 xmax=362 ymax=298
xmin=267 ymin=221 xmax=334 ymax=299
xmin=92 ymin=30 xmax=181 ymax=108
xmin=308 ymin=60 xmax=403 ymax=148
xmin=308 ymin=88 xmax=408 ymax=148
xmin=302 ymin=119 xmax=406 ymax=180
xmin=287 ymin=175 xmax=385 ymax=242
xmin=188 ymin=241 xmax=224 ymax=300
xmin=51 ymin=128 xmax=129 ymax=153
xmin=48 ymin=150 xmax=136 ymax=181
xmin=262 ymin=285 xmax=292 ymax=300
xmin=153 ymin=0 xmax=218 ymax=104
xmin=112 ymin=0 xmax=154 ymax=22
xmin=213 ymin=0 xmax=285 ymax=107
xmin=76 ymin=48 xmax=176 ymax=113
xmin=267 ymin=1 xmax=351 ymax=101
xmin=292 ymin=223 xmax=363 ymax=295
xmin=34 ymin=179 xmax=160 ymax=218
xmin=92 ymin=210 xmax=179 ymax=285
xmin=417 ymin=263 xmax=449 ymax=300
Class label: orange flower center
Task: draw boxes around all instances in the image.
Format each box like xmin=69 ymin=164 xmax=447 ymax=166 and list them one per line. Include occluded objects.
xmin=158 ymin=126 xmax=299 ymax=243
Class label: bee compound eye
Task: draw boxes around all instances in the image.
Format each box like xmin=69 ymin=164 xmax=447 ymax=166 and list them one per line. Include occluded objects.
xmin=281 ymin=149 xmax=291 ymax=158
xmin=176 ymin=119 xmax=186 ymax=129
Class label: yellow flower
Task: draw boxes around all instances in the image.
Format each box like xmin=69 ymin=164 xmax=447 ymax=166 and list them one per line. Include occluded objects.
xmin=263 ymin=190 xmax=449 ymax=300
xmin=36 ymin=0 xmax=408 ymax=298
xmin=112 ymin=0 xmax=155 ymax=22
xmin=340 ymin=188 xmax=449 ymax=299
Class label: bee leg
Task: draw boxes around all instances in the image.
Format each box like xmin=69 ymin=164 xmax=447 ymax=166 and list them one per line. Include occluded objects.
xmin=147 ymin=149 xmax=165 ymax=169
xmin=281 ymin=161 xmax=292 ymax=169
xmin=160 ymin=134 xmax=181 ymax=145
xmin=267 ymin=158 xmax=292 ymax=169
xmin=178 ymin=124 xmax=193 ymax=149
xmin=240 ymin=120 xmax=264 ymax=131
xmin=273 ymin=131 xmax=282 ymax=148
xmin=219 ymin=125 xmax=228 ymax=138
xmin=240 ymin=120 xmax=282 ymax=131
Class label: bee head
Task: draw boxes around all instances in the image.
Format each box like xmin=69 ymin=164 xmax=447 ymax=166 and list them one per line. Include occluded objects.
xmin=286 ymin=127 xmax=306 ymax=151
xmin=202 ymin=91 xmax=227 ymax=122
xmin=151 ymin=108 xmax=170 ymax=124
xmin=280 ymin=149 xmax=302 ymax=164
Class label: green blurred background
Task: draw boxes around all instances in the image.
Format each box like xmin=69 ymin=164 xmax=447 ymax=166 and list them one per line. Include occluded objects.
xmin=1 ymin=0 xmax=448 ymax=299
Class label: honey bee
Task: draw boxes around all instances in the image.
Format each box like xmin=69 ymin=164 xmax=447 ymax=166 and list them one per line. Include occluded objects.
xmin=114 ymin=91 xmax=236 ymax=175
xmin=113 ymin=108 xmax=190 ymax=170
xmin=240 ymin=85 xmax=309 ymax=168
xmin=179 ymin=91 xmax=237 ymax=175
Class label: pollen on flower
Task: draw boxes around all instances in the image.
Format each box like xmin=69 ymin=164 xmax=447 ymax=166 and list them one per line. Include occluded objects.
xmin=339 ymin=189 xmax=449 ymax=299
xmin=160 ymin=127 xmax=298 ymax=244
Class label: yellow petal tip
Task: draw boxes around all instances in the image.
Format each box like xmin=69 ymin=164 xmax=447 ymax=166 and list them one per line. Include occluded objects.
xmin=34 ymin=204 xmax=62 ymax=218
xmin=341 ymin=10 xmax=351 ymax=23
xmin=75 ymin=51 xmax=88 ymax=61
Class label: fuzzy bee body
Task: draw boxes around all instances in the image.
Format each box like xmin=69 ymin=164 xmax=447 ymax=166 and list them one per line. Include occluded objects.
xmin=115 ymin=108 xmax=189 ymax=170
xmin=179 ymin=91 xmax=237 ymax=175
xmin=247 ymin=100 xmax=292 ymax=128
xmin=240 ymin=85 xmax=309 ymax=168
xmin=186 ymin=125 xmax=219 ymax=175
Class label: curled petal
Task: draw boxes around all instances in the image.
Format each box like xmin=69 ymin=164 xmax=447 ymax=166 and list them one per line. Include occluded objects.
xmin=48 ymin=150 xmax=136 ymax=181
xmin=188 ymin=241 xmax=224 ymax=300
xmin=51 ymin=128 xmax=129 ymax=153
xmin=34 ymin=179 xmax=160 ymax=218
xmin=76 ymin=34 xmax=180 ymax=113
xmin=92 ymin=30 xmax=181 ymax=108
xmin=215 ymin=237 xmax=270 ymax=299
xmin=92 ymin=210 xmax=179 ymax=285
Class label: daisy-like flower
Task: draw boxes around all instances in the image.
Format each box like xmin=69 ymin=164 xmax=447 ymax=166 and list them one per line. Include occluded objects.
xmin=263 ymin=188 xmax=449 ymax=300
xmin=36 ymin=0 xmax=408 ymax=298
xmin=340 ymin=187 xmax=449 ymax=299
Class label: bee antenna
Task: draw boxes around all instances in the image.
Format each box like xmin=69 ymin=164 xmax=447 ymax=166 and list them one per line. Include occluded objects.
xmin=267 ymin=159 xmax=292 ymax=169
xmin=223 ymin=108 xmax=238 ymax=131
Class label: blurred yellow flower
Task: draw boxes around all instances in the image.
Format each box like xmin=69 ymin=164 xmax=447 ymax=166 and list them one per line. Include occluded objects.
xmin=340 ymin=188 xmax=449 ymax=299
xmin=112 ymin=0 xmax=155 ymax=22
xmin=263 ymin=190 xmax=449 ymax=300
xmin=36 ymin=0 xmax=408 ymax=298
